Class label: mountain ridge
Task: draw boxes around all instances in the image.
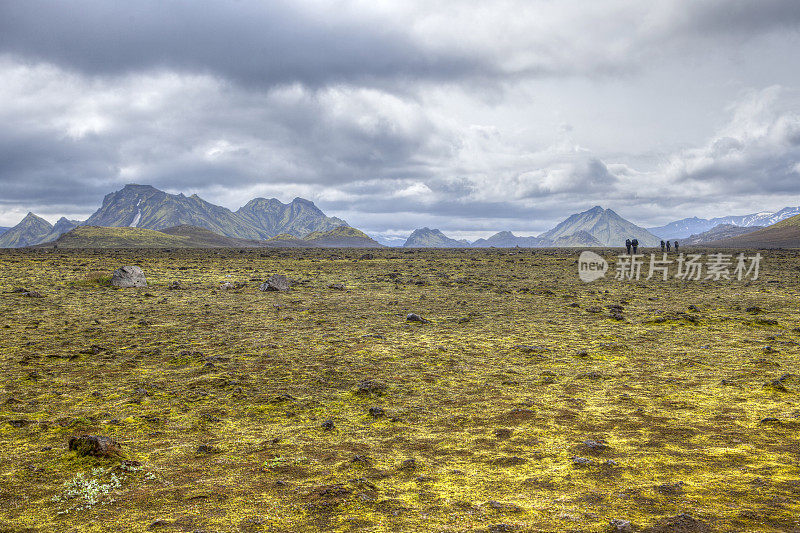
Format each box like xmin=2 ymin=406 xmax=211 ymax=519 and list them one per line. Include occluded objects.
xmin=649 ymin=206 xmax=800 ymax=240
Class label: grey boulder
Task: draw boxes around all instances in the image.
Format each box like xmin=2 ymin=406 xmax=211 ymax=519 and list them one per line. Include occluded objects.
xmin=260 ymin=274 xmax=290 ymax=292
xmin=111 ymin=266 xmax=147 ymax=288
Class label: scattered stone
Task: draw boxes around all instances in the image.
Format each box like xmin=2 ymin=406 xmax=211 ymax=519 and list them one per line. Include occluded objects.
xmin=485 ymin=500 xmax=523 ymax=513
xmin=644 ymin=512 xmax=711 ymax=533
xmin=196 ymin=444 xmax=219 ymax=455
xmin=583 ymin=439 xmax=610 ymax=452
xmin=490 ymin=456 xmax=527 ymax=466
xmin=8 ymin=419 xmax=30 ymax=428
xmin=168 ymin=281 xmax=185 ymax=290
xmin=361 ymin=334 xmax=386 ymax=340
xmin=494 ymin=428 xmax=513 ymax=440
xmin=656 ymin=481 xmax=685 ymax=494
xmin=220 ymin=281 xmax=245 ymax=290
xmin=111 ymin=266 xmax=147 ymax=288
xmin=328 ymin=283 xmax=346 ymax=291
xmin=368 ymin=407 xmax=385 ymax=417
xmin=687 ymin=304 xmax=700 ymax=312
xmin=745 ymin=306 xmax=763 ymax=314
xmin=22 ymin=290 xmax=44 ymax=298
xmin=406 ymin=313 xmax=429 ymax=324
xmin=572 ymin=456 xmax=592 ymax=466
xmin=603 ymin=459 xmax=618 ymax=467
xmin=321 ymin=419 xmax=335 ymax=431
xmin=609 ymin=518 xmax=634 ymax=533
xmin=759 ymin=417 xmax=781 ymax=425
xmin=398 ymin=458 xmax=417 ymax=471
xmin=357 ymin=380 xmax=387 ymax=394
xmin=575 ymin=350 xmax=589 ymax=358
xmin=68 ymin=435 xmax=122 ymax=458
xmin=359 ymin=253 xmax=374 ymax=260
xmin=260 ymin=274 xmax=290 ymax=292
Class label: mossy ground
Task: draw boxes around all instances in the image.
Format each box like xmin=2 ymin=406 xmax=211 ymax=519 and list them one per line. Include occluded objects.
xmin=1 ymin=247 xmax=799 ymax=532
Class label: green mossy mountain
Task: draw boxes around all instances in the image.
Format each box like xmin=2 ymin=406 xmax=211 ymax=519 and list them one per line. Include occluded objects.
xmin=403 ymin=227 xmax=469 ymax=248
xmin=706 ymin=214 xmax=800 ymax=248
xmin=0 ymin=212 xmax=53 ymax=248
xmin=42 ymin=217 xmax=81 ymax=243
xmin=472 ymin=231 xmax=549 ymax=248
xmin=550 ymin=229 xmax=605 ymax=247
xmin=45 ymin=224 xmax=383 ymax=249
xmin=679 ymin=223 xmax=763 ymax=246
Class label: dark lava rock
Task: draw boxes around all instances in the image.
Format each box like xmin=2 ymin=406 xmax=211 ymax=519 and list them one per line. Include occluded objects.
xmin=398 ymin=458 xmax=417 ymax=471
xmin=328 ymin=283 xmax=346 ymax=291
xmin=321 ymin=419 xmax=335 ymax=431
xmin=357 ymin=380 xmax=387 ymax=394
xmin=368 ymin=407 xmax=385 ymax=417
xmin=656 ymin=481 xmax=685 ymax=494
xmin=111 ymin=266 xmax=147 ymax=288
xmin=485 ymin=500 xmax=523 ymax=513
xmin=168 ymin=281 xmax=185 ymax=290
xmin=23 ymin=290 xmax=44 ymax=298
xmin=494 ymin=428 xmax=513 ymax=440
xmin=68 ymin=435 xmax=122 ymax=458
xmin=644 ymin=513 xmax=712 ymax=533
xmin=196 ymin=444 xmax=219 ymax=455
xmin=572 ymin=456 xmax=592 ymax=466
xmin=490 ymin=456 xmax=527 ymax=467
xmin=260 ymin=274 xmax=290 ymax=292
xmin=609 ymin=519 xmax=634 ymax=533
xmin=745 ymin=306 xmax=763 ymax=314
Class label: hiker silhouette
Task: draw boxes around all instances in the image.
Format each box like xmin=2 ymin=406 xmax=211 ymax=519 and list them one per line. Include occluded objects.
xmin=625 ymin=239 xmax=632 ymax=254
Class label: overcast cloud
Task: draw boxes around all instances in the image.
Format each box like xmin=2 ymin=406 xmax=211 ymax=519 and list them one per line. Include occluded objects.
xmin=1 ymin=0 xmax=799 ymax=238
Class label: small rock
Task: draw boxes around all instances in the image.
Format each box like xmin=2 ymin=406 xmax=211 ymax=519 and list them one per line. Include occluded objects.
xmin=656 ymin=481 xmax=685 ymax=494
xmin=485 ymin=500 xmax=523 ymax=513
xmin=260 ymin=274 xmax=290 ymax=292
xmin=357 ymin=380 xmax=387 ymax=394
xmin=23 ymin=290 xmax=44 ymax=298
xmin=584 ymin=439 xmax=609 ymax=451
xmin=406 ymin=313 xmax=429 ymax=324
xmin=609 ymin=518 xmax=633 ymax=533
xmin=495 ymin=428 xmax=513 ymax=440
xmin=646 ymin=513 xmax=711 ymax=533
xmin=168 ymin=281 xmax=185 ymax=290
xmin=368 ymin=407 xmax=385 ymax=417
xmin=398 ymin=458 xmax=417 ymax=471
xmin=327 ymin=283 xmax=346 ymax=291
xmin=196 ymin=444 xmax=218 ymax=454
xmin=321 ymin=419 xmax=335 ymax=431
xmin=111 ymin=266 xmax=147 ymax=288
xmin=68 ymin=435 xmax=122 ymax=458
xmin=572 ymin=456 xmax=592 ymax=466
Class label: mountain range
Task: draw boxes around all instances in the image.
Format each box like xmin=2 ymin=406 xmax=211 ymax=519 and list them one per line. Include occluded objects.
xmin=703 ymin=214 xmax=800 ymax=248
xmin=402 ymin=206 xmax=659 ymax=248
xmin=2 ymin=184 xmax=799 ymax=248
xmin=0 ymin=184 xmax=349 ymax=248
xmin=647 ymin=207 xmax=800 ymax=240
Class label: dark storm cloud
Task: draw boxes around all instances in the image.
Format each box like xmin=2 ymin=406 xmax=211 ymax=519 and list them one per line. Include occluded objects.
xmin=0 ymin=1 xmax=799 ymax=231
xmin=0 ymin=1 xmax=485 ymax=88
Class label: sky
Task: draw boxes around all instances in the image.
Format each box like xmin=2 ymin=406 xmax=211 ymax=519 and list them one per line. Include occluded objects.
xmin=1 ymin=0 xmax=799 ymax=240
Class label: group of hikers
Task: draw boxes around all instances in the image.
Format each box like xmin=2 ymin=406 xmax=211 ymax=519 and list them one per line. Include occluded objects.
xmin=625 ymin=238 xmax=679 ymax=254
